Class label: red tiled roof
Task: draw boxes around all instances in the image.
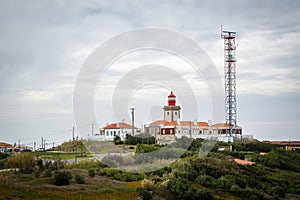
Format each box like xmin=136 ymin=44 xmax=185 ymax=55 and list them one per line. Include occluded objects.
xmin=150 ymin=120 xmax=209 ymax=127
xmin=198 ymin=122 xmax=209 ymax=127
xmin=179 ymin=121 xmax=192 ymax=126
xmin=164 ymin=121 xmax=178 ymax=126
xmin=212 ymin=123 xmax=242 ymax=128
xmin=213 ymin=123 xmax=232 ymax=127
xmin=0 ymin=142 xmax=14 ymax=149
xmin=103 ymin=122 xmax=137 ymax=129
xmin=233 ymin=158 xmax=256 ymax=165
xmin=270 ymin=141 xmax=300 ymax=146
xmin=150 ymin=120 xmax=165 ymax=125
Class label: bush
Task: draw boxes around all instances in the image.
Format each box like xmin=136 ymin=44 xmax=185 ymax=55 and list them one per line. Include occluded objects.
xmin=53 ymin=171 xmax=72 ymax=186
xmin=75 ymin=174 xmax=85 ymax=184
xmin=136 ymin=144 xmax=160 ymax=153
xmin=5 ymin=152 xmax=35 ymax=174
xmin=43 ymin=168 xmax=52 ymax=177
xmin=234 ymin=142 xmax=276 ymax=152
xmin=137 ymin=187 xmax=153 ymax=200
xmin=196 ymin=175 xmax=217 ymax=187
xmin=33 ymin=166 xmax=40 ymax=178
xmin=125 ymin=134 xmax=155 ymax=145
xmin=101 ymin=168 xmax=120 ymax=177
xmin=37 ymin=159 xmax=44 ymax=171
xmin=88 ymin=169 xmax=95 ymax=178
xmin=0 ymin=152 xmax=9 ymax=160
xmin=167 ymin=177 xmax=214 ymax=200
xmin=114 ymin=135 xmax=123 ymax=145
xmin=142 ymin=179 xmax=155 ymax=191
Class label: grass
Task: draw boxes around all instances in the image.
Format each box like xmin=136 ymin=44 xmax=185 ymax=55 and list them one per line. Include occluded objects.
xmin=0 ymin=170 xmax=140 ymax=200
xmin=0 ymin=187 xmax=138 ymax=200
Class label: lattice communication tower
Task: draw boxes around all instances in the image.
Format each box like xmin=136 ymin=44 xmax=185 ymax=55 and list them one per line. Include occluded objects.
xmin=221 ymin=30 xmax=237 ymax=137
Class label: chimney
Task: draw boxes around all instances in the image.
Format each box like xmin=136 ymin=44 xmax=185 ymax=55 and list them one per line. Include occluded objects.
xmin=208 ymin=120 xmax=212 ymax=126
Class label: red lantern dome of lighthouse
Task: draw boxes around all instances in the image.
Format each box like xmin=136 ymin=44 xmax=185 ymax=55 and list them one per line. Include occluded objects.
xmin=168 ymin=91 xmax=176 ymax=106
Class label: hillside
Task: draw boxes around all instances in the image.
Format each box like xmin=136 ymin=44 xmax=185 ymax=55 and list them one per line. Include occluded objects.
xmin=0 ymin=140 xmax=299 ymax=200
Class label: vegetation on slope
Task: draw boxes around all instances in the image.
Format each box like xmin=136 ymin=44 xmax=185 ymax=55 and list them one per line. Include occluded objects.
xmin=0 ymin=140 xmax=299 ymax=200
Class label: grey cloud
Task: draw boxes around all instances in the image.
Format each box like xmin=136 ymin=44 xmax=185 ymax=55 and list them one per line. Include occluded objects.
xmin=0 ymin=0 xmax=299 ymax=143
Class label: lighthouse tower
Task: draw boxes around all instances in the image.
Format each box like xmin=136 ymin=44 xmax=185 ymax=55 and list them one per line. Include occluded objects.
xmin=163 ymin=92 xmax=181 ymax=122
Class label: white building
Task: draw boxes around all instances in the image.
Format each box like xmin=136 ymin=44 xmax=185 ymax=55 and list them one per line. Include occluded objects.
xmin=88 ymin=122 xmax=139 ymax=141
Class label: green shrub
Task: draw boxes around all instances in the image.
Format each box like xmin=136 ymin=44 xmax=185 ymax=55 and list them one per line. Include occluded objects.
xmin=136 ymin=144 xmax=160 ymax=153
xmin=125 ymin=134 xmax=155 ymax=145
xmin=167 ymin=177 xmax=214 ymax=200
xmin=43 ymin=168 xmax=52 ymax=177
xmin=75 ymin=174 xmax=85 ymax=184
xmin=121 ymin=173 xmax=136 ymax=182
xmin=5 ymin=152 xmax=35 ymax=174
xmin=102 ymin=168 xmax=120 ymax=177
xmin=53 ymin=171 xmax=72 ymax=186
xmin=88 ymin=169 xmax=95 ymax=178
xmin=34 ymin=166 xmax=40 ymax=178
xmin=37 ymin=159 xmax=44 ymax=171
xmin=113 ymin=173 xmax=122 ymax=180
xmin=0 ymin=152 xmax=9 ymax=160
xmin=114 ymin=135 xmax=123 ymax=145
xmin=137 ymin=187 xmax=153 ymax=200
xmin=196 ymin=175 xmax=217 ymax=187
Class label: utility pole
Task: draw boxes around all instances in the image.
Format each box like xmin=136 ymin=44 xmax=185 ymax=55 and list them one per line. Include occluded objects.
xmin=130 ymin=108 xmax=135 ymax=136
xmin=41 ymin=137 xmax=43 ymax=149
xmin=34 ymin=142 xmax=36 ymax=151
xmin=122 ymin=119 xmax=125 ymax=133
xmin=155 ymin=128 xmax=157 ymax=144
xmin=72 ymin=126 xmax=75 ymax=141
xmin=189 ymin=121 xmax=192 ymax=139
xmin=92 ymin=123 xmax=94 ymax=136
xmin=18 ymin=140 xmax=20 ymax=149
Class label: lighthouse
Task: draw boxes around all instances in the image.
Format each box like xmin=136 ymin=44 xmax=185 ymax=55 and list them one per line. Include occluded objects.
xmin=163 ymin=92 xmax=181 ymax=122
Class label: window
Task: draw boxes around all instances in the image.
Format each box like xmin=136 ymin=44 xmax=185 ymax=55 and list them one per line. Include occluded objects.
xmin=163 ymin=130 xmax=165 ymax=134
xmin=167 ymin=112 xmax=169 ymax=115
xmin=175 ymin=112 xmax=177 ymax=115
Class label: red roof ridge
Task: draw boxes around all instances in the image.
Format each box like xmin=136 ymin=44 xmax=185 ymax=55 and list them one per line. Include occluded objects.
xmin=102 ymin=122 xmax=137 ymax=129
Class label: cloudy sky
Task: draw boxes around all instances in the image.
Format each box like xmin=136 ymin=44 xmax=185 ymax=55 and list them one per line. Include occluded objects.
xmin=0 ymin=0 xmax=299 ymax=147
